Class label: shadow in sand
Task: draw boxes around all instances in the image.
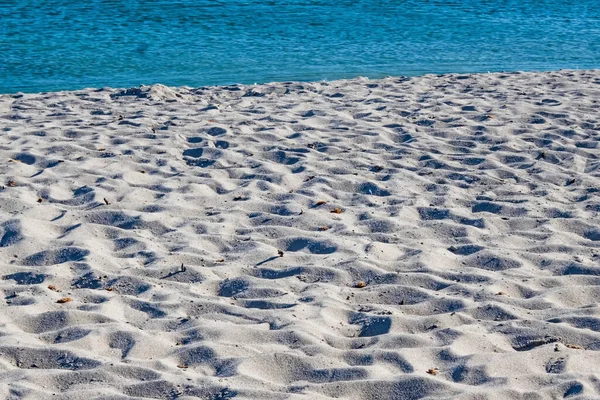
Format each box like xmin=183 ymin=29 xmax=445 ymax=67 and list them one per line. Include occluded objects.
xmin=161 ymin=269 xmax=185 ymax=280
xmin=254 ymin=256 xmax=279 ymax=267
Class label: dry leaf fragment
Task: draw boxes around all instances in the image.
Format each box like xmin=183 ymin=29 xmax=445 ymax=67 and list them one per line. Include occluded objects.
xmin=56 ymin=297 xmax=72 ymax=304
xmin=316 ymin=200 xmax=327 ymax=206
xmin=320 ymin=226 xmax=329 ymax=231
xmin=426 ymin=368 xmax=439 ymax=375
xmin=97 ymin=148 xmax=105 ymax=151
xmin=355 ymin=281 xmax=367 ymax=288
xmin=105 ymin=287 xmax=113 ymax=291
xmin=566 ymin=344 xmax=584 ymax=350
xmin=216 ymin=258 xmax=225 ymax=263
xmin=330 ymin=208 xmax=343 ymax=214
xmin=48 ymin=285 xmax=60 ymax=292
xmin=177 ymin=364 xmax=188 ymax=369
xmin=8 ymin=180 xmax=15 ymax=187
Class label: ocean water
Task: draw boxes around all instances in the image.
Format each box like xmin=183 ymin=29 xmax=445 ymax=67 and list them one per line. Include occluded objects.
xmin=1 ymin=0 xmax=599 ymax=93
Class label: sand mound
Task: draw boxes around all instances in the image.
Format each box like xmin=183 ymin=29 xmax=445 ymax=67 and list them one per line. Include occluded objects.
xmin=111 ymin=84 xmax=194 ymax=102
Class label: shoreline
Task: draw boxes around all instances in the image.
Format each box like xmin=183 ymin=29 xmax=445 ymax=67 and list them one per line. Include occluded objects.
xmin=3 ymin=68 xmax=599 ymax=97
xmin=1 ymin=68 xmax=600 ymax=399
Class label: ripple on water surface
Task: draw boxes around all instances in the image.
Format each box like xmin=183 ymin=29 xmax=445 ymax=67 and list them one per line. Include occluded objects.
xmin=1 ymin=0 xmax=600 ymax=93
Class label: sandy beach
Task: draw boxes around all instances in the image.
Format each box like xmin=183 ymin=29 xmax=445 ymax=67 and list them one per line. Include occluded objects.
xmin=1 ymin=69 xmax=599 ymax=399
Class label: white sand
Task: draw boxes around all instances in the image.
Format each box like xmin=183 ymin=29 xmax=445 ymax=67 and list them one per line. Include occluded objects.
xmin=1 ymin=70 xmax=599 ymax=399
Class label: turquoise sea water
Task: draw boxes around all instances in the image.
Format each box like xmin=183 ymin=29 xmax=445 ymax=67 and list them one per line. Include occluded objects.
xmin=1 ymin=0 xmax=600 ymax=93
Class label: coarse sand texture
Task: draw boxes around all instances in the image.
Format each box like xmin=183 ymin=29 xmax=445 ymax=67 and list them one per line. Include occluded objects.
xmin=0 ymin=70 xmax=600 ymax=399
